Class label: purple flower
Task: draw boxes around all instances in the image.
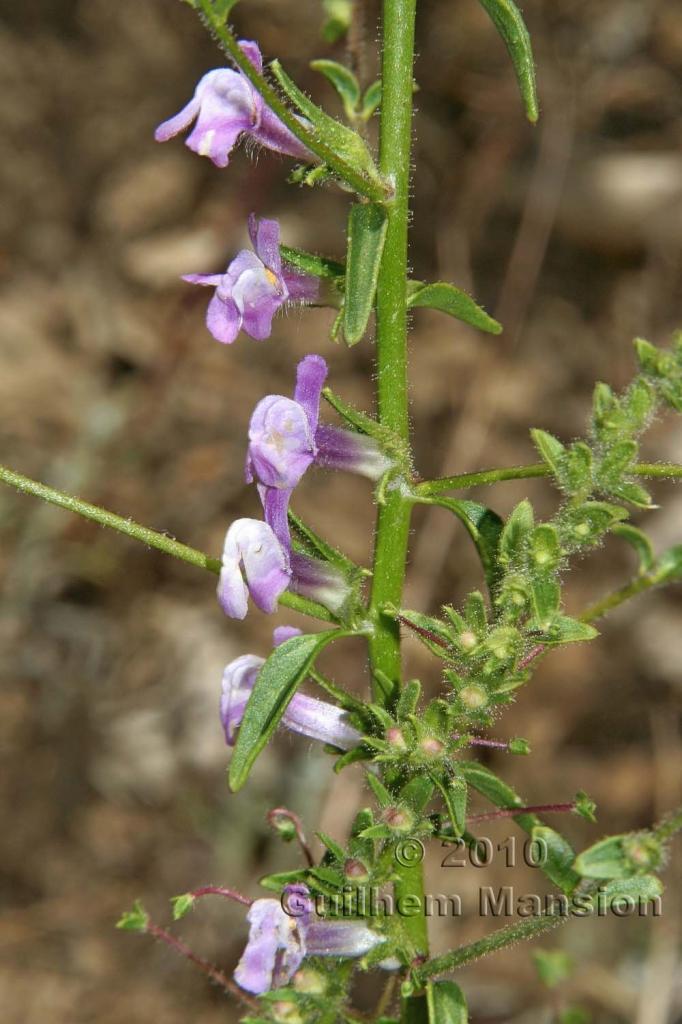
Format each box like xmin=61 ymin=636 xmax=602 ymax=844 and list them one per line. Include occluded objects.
xmin=259 ymin=486 xmax=352 ymax=614
xmin=183 ymin=215 xmax=319 ymax=345
xmin=246 ymin=354 xmax=391 ymax=488
xmin=217 ymin=518 xmax=290 ymax=619
xmin=234 ymin=884 xmax=383 ymax=995
xmin=155 ymin=40 xmax=311 ymax=169
xmin=220 ymin=629 xmax=362 ymax=750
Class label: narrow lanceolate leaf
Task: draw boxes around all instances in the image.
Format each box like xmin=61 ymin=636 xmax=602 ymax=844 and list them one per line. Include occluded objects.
xmin=407 ymin=282 xmax=502 ymax=335
xmin=531 ymin=428 xmax=566 ymax=478
xmin=229 ymin=631 xmax=343 ymax=791
xmin=612 ymin=524 xmax=655 ymax=573
xmin=424 ymin=497 xmax=504 ymax=596
xmin=343 ymin=203 xmax=388 ymax=345
xmin=280 ymin=244 xmax=345 ymax=282
xmin=310 ymin=59 xmax=361 ymax=121
xmin=427 ymin=980 xmax=468 ymax=1024
xmin=361 ymin=79 xmax=382 ymax=120
xmin=270 ymin=60 xmax=380 ymax=182
xmin=652 ymin=544 xmax=682 ymax=584
xmin=532 ymin=826 xmax=580 ymax=895
xmin=477 ymin=0 xmax=539 ymax=123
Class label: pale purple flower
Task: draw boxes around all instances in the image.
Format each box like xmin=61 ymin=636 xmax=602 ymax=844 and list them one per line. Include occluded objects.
xmin=234 ymin=884 xmax=383 ymax=995
xmin=183 ymin=215 xmax=319 ymax=345
xmin=259 ymin=486 xmax=352 ymax=614
xmin=246 ymin=354 xmax=392 ymax=488
xmin=155 ymin=40 xmax=311 ymax=169
xmin=220 ymin=628 xmax=362 ymax=750
xmin=217 ymin=518 xmax=290 ymax=619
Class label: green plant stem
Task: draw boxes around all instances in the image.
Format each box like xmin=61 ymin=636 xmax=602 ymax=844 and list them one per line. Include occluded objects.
xmin=417 ymin=461 xmax=682 ymax=495
xmin=414 ymin=907 xmax=566 ymax=983
xmin=196 ymin=0 xmax=388 ymax=202
xmin=367 ymin=0 xmax=417 ymax=709
xmin=0 ymin=463 xmax=336 ymax=623
xmin=579 ymin=572 xmax=660 ymax=622
xmin=366 ymin=2 xmax=428 ymax=1016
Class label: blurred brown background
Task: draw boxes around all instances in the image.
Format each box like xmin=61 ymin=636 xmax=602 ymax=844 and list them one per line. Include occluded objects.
xmin=1 ymin=1 xmax=681 ymax=1021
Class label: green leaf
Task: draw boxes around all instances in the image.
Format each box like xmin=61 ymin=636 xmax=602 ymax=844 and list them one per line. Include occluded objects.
xmin=407 ymin=281 xmax=501 ymax=335
xmin=229 ymin=631 xmax=343 ymax=790
xmin=530 ymin=524 xmax=561 ymax=571
xmin=573 ymin=835 xmax=631 ymax=879
xmin=401 ymin=776 xmax=435 ymax=813
xmin=532 ymin=826 xmax=581 ymax=895
xmin=598 ymin=439 xmax=638 ymax=482
xmin=366 ymin=771 xmax=394 ymax=808
xmin=321 ymin=0 xmax=353 ymax=41
xmin=652 ymin=544 xmax=682 ymax=584
xmin=540 ymin=616 xmax=598 ymax=645
xmin=270 ymin=60 xmax=380 ymax=182
xmin=361 ymin=79 xmax=382 ymax=120
xmin=343 ymin=203 xmax=388 ymax=345
xmin=531 ymin=428 xmax=566 ymax=478
xmin=530 ymin=578 xmax=561 ymax=629
xmin=477 ymin=0 xmax=538 ymax=122
xmin=499 ymin=499 xmax=534 ymax=567
xmin=460 ymin=761 xmax=522 ymax=810
xmin=316 ymin=831 xmax=347 ymax=863
xmin=258 ymin=869 xmax=311 ymax=893
xmin=280 ymin=244 xmax=345 ymax=281
xmin=533 ymin=949 xmax=573 ymax=988
xmin=601 ymin=874 xmax=663 ymax=905
xmin=171 ymin=893 xmax=196 ymax=920
xmin=562 ymin=442 xmax=593 ymax=495
xmin=116 ymin=900 xmax=149 ymax=932
xmin=634 ymin=337 xmax=663 ymax=375
xmin=432 ymin=774 xmax=467 ymax=836
xmin=612 ymin=524 xmax=655 ymax=573
xmin=427 ymin=980 xmax=468 ymax=1024
xmin=424 ymin=498 xmax=504 ymax=597
xmin=575 ymin=790 xmax=597 ymax=823
xmin=397 ymin=678 xmax=422 ymax=719
xmin=388 ymin=606 xmax=454 ymax=657
xmin=310 ymin=59 xmax=361 ymax=120
xmin=463 ymin=590 xmax=489 ymax=634
xmin=559 ymin=501 xmax=627 ymax=550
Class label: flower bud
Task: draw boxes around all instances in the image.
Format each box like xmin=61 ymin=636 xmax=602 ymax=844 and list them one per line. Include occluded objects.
xmin=344 ymin=858 xmax=370 ymax=883
xmin=267 ymin=810 xmax=297 ymax=842
xmin=459 ymin=684 xmax=489 ymax=710
xmin=386 ymin=726 xmax=407 ymax=749
xmin=419 ymin=736 xmax=445 ymax=758
xmin=459 ymin=630 xmax=477 ymax=651
xmin=271 ymin=1001 xmax=303 ymax=1024
xmin=623 ymin=833 xmax=662 ymax=872
xmin=382 ymin=806 xmax=414 ymax=833
xmin=293 ymin=967 xmax=327 ymax=995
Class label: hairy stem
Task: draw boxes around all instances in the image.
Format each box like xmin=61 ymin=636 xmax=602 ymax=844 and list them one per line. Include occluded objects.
xmin=367 ymin=2 xmax=428 ymax=1016
xmin=0 ymin=464 xmax=336 ymax=623
xmin=417 ymin=461 xmax=682 ymax=495
xmin=196 ymin=0 xmax=388 ymax=202
xmin=145 ymin=921 xmax=257 ymax=1008
xmin=579 ymin=572 xmax=662 ymax=622
xmin=367 ymin=0 xmax=417 ymax=707
xmin=414 ymin=908 xmax=566 ymax=982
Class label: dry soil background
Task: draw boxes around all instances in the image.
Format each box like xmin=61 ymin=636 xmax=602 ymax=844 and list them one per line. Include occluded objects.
xmin=1 ymin=1 xmax=681 ymax=1022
